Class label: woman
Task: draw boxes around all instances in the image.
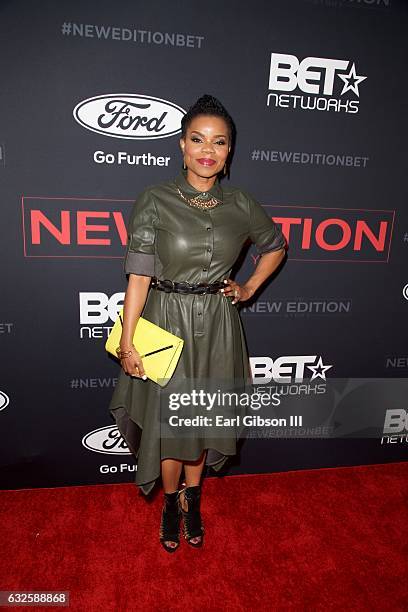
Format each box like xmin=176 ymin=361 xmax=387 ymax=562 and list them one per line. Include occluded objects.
xmin=108 ymin=94 xmax=286 ymax=552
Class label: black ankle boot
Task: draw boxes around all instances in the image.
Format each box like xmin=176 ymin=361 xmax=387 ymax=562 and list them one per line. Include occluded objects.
xmin=159 ymin=491 xmax=181 ymax=553
xmin=179 ymin=485 xmax=204 ymax=547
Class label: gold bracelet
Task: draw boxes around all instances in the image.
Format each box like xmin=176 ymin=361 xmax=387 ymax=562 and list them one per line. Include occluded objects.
xmin=116 ymin=346 xmax=134 ymax=359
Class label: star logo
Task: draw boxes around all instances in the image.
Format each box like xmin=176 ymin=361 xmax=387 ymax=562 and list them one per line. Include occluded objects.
xmin=338 ymin=63 xmax=367 ymax=97
xmin=306 ymin=356 xmax=333 ymax=381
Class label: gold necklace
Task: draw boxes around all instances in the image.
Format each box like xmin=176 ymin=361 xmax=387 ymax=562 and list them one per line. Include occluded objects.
xmin=175 ymin=185 xmax=222 ymax=210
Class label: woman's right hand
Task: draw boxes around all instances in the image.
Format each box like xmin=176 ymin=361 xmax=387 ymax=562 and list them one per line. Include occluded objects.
xmin=120 ymin=345 xmax=147 ymax=379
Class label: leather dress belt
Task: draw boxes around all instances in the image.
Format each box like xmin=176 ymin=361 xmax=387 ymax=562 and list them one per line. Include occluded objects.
xmin=150 ymin=276 xmax=224 ymax=295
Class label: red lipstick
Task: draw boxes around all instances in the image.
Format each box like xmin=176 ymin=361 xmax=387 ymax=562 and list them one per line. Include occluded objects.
xmin=197 ymin=158 xmax=216 ymax=166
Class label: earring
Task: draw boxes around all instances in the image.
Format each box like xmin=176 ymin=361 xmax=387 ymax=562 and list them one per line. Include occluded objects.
xmin=183 ymin=158 xmax=186 ymax=170
xmin=223 ymin=163 xmax=227 ymax=175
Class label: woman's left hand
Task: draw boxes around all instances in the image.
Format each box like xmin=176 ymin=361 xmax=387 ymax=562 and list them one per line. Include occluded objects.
xmin=220 ymin=278 xmax=253 ymax=305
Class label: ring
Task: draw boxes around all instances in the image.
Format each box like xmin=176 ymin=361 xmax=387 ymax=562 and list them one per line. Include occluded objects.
xmin=234 ymin=289 xmax=238 ymax=297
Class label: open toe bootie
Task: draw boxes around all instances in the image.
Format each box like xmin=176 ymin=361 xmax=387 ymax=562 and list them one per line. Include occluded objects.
xmin=178 ymin=485 xmax=204 ymax=547
xmin=159 ymin=491 xmax=181 ymax=553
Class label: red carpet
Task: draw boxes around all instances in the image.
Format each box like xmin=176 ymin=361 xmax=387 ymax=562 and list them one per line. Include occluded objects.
xmin=1 ymin=462 xmax=407 ymax=611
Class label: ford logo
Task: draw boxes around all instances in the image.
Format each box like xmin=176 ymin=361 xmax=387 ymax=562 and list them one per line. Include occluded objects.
xmin=82 ymin=425 xmax=131 ymax=455
xmin=73 ymin=93 xmax=186 ymax=140
xmin=0 ymin=390 xmax=9 ymax=412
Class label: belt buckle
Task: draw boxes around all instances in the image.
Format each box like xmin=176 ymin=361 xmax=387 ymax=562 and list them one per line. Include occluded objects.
xmin=196 ymin=282 xmax=210 ymax=295
xmin=160 ymin=279 xmax=175 ymax=293
xmin=177 ymin=281 xmax=193 ymax=294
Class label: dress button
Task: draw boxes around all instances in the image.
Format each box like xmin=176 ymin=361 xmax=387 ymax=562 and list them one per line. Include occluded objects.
xmin=202 ymin=192 xmax=207 ymax=196
xmin=202 ymin=268 xmax=207 ymax=272
xmin=206 ymin=227 xmax=212 ymax=231
xmin=207 ymin=248 xmax=211 ymax=252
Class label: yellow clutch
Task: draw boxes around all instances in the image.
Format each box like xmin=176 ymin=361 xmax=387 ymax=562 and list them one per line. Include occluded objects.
xmin=105 ymin=307 xmax=184 ymax=387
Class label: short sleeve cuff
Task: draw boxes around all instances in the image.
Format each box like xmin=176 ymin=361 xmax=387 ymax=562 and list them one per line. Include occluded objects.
xmin=257 ymin=233 xmax=286 ymax=255
xmin=124 ymin=251 xmax=155 ymax=276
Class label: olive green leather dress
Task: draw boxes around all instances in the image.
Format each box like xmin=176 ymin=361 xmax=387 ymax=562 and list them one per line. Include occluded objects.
xmin=108 ymin=167 xmax=286 ymax=495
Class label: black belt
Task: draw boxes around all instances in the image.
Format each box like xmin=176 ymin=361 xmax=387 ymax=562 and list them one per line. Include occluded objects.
xmin=151 ymin=276 xmax=224 ymax=295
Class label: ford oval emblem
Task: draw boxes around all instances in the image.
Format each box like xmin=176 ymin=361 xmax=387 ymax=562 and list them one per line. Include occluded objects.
xmin=82 ymin=425 xmax=131 ymax=455
xmin=73 ymin=93 xmax=186 ymax=140
xmin=0 ymin=390 xmax=10 ymax=412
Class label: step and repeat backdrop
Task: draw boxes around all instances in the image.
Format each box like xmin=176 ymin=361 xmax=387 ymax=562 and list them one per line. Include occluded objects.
xmin=1 ymin=0 xmax=407 ymax=490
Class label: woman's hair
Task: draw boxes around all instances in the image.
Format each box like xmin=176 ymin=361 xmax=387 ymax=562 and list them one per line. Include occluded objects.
xmin=180 ymin=94 xmax=235 ymax=144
